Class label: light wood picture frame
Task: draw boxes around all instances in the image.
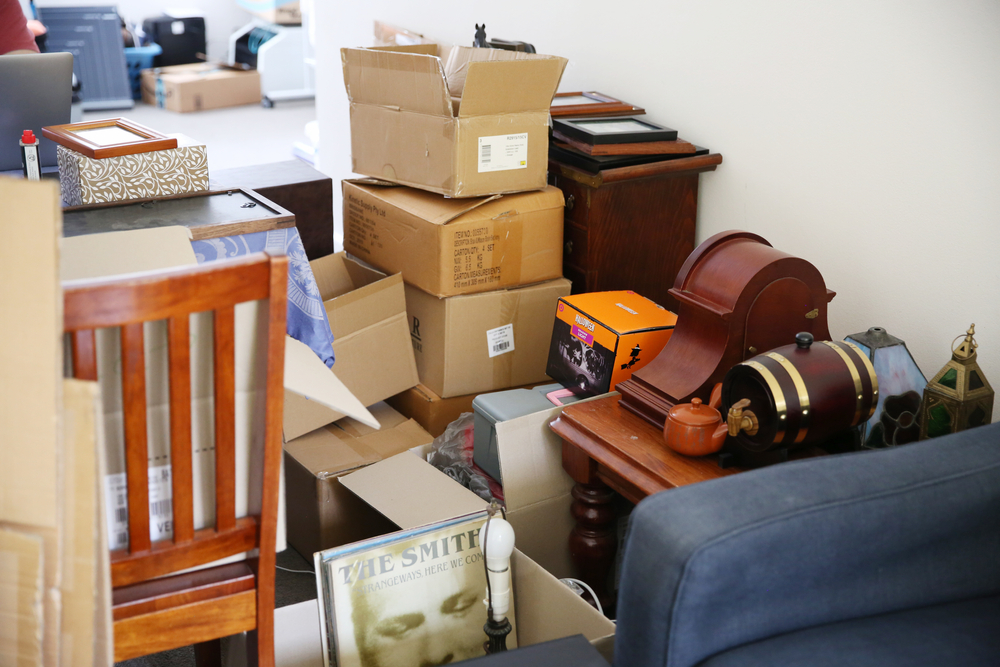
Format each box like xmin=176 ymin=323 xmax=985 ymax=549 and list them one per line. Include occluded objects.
xmin=550 ymin=91 xmax=645 ymax=118
xmin=41 ymin=118 xmax=177 ymax=159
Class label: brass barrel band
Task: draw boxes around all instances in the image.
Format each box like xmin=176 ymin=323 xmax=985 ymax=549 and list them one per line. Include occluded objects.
xmin=841 ymin=340 xmax=880 ymax=420
xmin=821 ymin=341 xmax=863 ymax=425
xmin=765 ymin=352 xmax=810 ymax=443
xmin=742 ymin=360 xmax=787 ymax=444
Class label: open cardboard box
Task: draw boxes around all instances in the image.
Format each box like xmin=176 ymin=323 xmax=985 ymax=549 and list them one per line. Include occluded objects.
xmin=283 ymin=252 xmax=418 ymax=441
xmin=341 ymin=45 xmax=567 ymax=198
xmin=284 ymin=403 xmax=434 ymax=558
xmin=343 ymin=179 xmax=564 ymax=299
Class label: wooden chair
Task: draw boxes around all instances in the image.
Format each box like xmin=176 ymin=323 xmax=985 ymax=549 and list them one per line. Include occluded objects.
xmin=63 ymin=253 xmax=288 ymax=666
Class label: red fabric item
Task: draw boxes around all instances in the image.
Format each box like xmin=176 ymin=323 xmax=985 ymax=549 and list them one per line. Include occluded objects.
xmin=0 ymin=0 xmax=39 ymax=54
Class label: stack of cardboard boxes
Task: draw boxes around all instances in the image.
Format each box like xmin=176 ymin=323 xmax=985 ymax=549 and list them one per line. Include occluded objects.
xmin=340 ymin=43 xmax=572 ymax=435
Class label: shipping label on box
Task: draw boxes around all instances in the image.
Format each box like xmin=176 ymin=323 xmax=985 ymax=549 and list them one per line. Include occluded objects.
xmin=57 ymin=134 xmax=208 ymax=206
xmin=341 ymin=46 xmax=566 ymax=198
xmin=406 ymin=278 xmax=571 ymax=398
xmin=547 ymin=291 xmax=677 ymax=394
xmin=343 ymin=180 xmax=564 ymax=298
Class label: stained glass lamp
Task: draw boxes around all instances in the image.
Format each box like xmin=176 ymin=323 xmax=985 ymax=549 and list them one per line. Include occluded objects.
xmin=845 ymin=327 xmax=927 ymax=448
xmin=919 ymin=324 xmax=994 ymax=439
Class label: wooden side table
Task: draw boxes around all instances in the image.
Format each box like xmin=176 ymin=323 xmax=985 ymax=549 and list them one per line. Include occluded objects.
xmin=547 ymin=153 xmax=723 ymax=312
xmin=550 ymin=394 xmax=744 ymax=612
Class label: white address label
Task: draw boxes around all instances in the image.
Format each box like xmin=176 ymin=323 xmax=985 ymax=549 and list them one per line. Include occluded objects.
xmin=478 ymin=133 xmax=528 ymax=173
xmin=487 ymin=324 xmax=515 ymax=358
xmin=104 ymin=464 xmax=174 ymax=550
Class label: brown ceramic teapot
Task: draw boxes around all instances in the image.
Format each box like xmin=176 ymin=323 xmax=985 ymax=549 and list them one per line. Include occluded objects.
xmin=663 ymin=385 xmax=758 ymax=457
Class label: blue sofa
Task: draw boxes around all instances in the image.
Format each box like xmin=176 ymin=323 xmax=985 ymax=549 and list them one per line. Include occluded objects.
xmin=615 ymin=422 xmax=1000 ymax=667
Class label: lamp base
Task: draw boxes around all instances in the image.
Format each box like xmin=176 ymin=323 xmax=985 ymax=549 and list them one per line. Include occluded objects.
xmin=483 ymin=617 xmax=512 ymax=654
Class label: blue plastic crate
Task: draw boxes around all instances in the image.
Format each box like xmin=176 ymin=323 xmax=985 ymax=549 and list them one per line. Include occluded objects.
xmin=124 ymin=44 xmax=162 ymax=100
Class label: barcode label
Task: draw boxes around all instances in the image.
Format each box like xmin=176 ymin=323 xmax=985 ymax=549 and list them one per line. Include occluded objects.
xmin=104 ymin=464 xmax=174 ymax=550
xmin=486 ymin=324 xmax=515 ymax=358
xmin=478 ymin=133 xmax=528 ymax=173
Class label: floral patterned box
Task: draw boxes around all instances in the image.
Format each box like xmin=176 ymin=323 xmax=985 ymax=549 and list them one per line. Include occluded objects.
xmin=57 ymin=133 xmax=208 ymax=206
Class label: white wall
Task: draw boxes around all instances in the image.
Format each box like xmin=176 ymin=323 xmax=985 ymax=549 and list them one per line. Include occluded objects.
xmin=315 ymin=0 xmax=1000 ymax=401
xmin=35 ymin=0 xmax=253 ymax=61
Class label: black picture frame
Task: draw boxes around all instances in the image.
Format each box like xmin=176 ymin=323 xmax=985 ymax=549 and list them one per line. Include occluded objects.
xmin=552 ymin=116 xmax=678 ymax=146
xmin=550 ymin=142 xmax=709 ymax=174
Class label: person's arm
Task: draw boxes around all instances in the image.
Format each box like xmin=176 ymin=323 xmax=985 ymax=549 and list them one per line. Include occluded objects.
xmin=0 ymin=0 xmax=40 ymax=55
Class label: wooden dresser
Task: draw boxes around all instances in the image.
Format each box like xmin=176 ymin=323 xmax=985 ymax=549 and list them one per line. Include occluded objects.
xmin=548 ymin=153 xmax=723 ymax=311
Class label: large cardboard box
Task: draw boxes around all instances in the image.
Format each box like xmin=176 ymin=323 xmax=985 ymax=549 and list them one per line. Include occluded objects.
xmin=547 ymin=291 xmax=678 ymax=394
xmin=283 ymin=252 xmax=419 ymax=440
xmin=236 ymin=0 xmax=301 ymax=24
xmin=141 ymin=62 xmax=261 ymax=112
xmin=386 ymin=382 xmax=537 ymax=437
xmin=283 ymin=403 xmax=434 ymax=559
xmin=344 ymin=180 xmax=564 ymax=298
xmin=341 ymin=45 xmax=567 ymax=198
xmin=406 ymin=278 xmax=571 ymax=398
xmin=57 ymin=134 xmax=208 ymax=206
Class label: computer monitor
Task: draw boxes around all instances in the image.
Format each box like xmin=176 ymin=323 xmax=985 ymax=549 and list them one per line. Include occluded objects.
xmin=0 ymin=52 xmax=73 ymax=171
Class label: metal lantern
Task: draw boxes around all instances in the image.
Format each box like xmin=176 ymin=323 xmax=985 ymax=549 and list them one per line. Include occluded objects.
xmin=919 ymin=324 xmax=995 ymax=440
xmin=845 ymin=327 xmax=927 ymax=448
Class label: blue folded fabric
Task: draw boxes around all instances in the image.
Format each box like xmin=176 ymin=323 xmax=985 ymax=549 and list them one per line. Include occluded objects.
xmin=191 ymin=228 xmax=335 ymax=368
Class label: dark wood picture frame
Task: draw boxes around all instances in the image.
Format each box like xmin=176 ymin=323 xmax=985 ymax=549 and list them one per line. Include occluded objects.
xmin=553 ymin=116 xmax=678 ymax=146
xmin=550 ymin=91 xmax=645 ymax=118
xmin=41 ymin=117 xmax=178 ymax=159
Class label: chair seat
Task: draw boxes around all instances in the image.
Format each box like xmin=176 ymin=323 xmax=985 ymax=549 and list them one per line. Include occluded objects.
xmin=700 ymin=595 xmax=1000 ymax=667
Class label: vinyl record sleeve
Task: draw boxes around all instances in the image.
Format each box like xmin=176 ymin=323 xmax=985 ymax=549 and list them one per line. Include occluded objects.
xmin=316 ymin=510 xmax=514 ymax=667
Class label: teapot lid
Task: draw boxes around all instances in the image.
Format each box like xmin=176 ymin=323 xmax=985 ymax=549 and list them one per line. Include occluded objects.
xmin=668 ymin=398 xmax=721 ymax=427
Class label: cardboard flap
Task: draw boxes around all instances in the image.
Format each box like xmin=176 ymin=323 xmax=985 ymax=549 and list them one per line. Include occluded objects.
xmin=341 ymin=47 xmax=452 ymax=117
xmin=283 ymin=336 xmax=378 ymax=430
xmin=324 ymin=274 xmax=405 ymax=340
xmin=459 ymin=58 xmax=567 ymax=117
xmin=354 ymin=182 xmax=501 ymax=225
xmin=495 ymin=406 xmax=575 ymax=511
xmin=61 ymin=227 xmax=196 ymax=280
xmin=511 ymin=550 xmax=616 ymax=646
xmin=283 ymin=424 xmax=380 ymax=476
xmin=340 ymin=452 xmax=487 ymax=529
xmin=336 ymin=402 xmax=407 ymax=438
xmin=367 ymin=43 xmax=439 ymax=56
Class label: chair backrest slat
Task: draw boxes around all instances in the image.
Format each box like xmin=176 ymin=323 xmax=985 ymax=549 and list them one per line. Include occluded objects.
xmin=71 ymin=329 xmax=98 ymax=381
xmin=167 ymin=315 xmax=195 ymax=544
xmin=63 ymin=253 xmax=288 ymax=589
xmin=121 ymin=322 xmax=151 ymax=553
xmin=213 ymin=305 xmax=237 ymax=533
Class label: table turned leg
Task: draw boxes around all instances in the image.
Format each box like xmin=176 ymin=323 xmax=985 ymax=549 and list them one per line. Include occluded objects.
xmin=569 ymin=481 xmax=617 ymax=614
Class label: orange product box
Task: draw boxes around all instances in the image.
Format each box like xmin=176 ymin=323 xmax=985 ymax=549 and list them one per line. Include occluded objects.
xmin=546 ymin=291 xmax=677 ymax=394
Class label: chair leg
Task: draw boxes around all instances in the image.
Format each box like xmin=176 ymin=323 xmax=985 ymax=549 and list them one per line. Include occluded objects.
xmin=193 ymin=638 xmax=222 ymax=667
xmin=246 ymin=626 xmax=275 ymax=667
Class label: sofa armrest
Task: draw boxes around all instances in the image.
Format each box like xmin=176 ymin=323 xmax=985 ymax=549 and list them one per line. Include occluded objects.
xmin=615 ymin=423 xmax=1000 ymax=667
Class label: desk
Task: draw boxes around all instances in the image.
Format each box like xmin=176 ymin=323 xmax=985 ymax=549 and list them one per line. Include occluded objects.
xmin=550 ymin=394 xmax=744 ymax=611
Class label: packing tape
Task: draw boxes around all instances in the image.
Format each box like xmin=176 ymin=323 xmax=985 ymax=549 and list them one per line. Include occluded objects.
xmin=491 ymin=216 xmax=523 ymax=289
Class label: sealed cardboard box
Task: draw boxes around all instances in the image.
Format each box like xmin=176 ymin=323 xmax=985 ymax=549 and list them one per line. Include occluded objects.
xmin=406 ymin=278 xmax=571 ymax=398
xmin=236 ymin=0 xmax=301 ymax=24
xmin=283 ymin=403 xmax=433 ymax=558
xmin=386 ymin=382 xmax=535 ymax=437
xmin=547 ymin=291 xmax=677 ymax=394
xmin=341 ymin=45 xmax=567 ymax=198
xmin=343 ymin=179 xmax=564 ymax=298
xmin=141 ymin=62 xmax=261 ymax=112
xmin=57 ymin=134 xmax=208 ymax=206
xmin=283 ymin=252 xmax=419 ymax=439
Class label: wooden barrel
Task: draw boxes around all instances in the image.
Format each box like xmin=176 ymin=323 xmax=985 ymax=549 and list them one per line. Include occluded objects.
xmin=721 ymin=333 xmax=878 ymax=453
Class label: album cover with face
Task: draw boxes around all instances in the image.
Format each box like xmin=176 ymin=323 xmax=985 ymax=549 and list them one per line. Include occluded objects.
xmin=316 ymin=510 xmax=516 ymax=667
